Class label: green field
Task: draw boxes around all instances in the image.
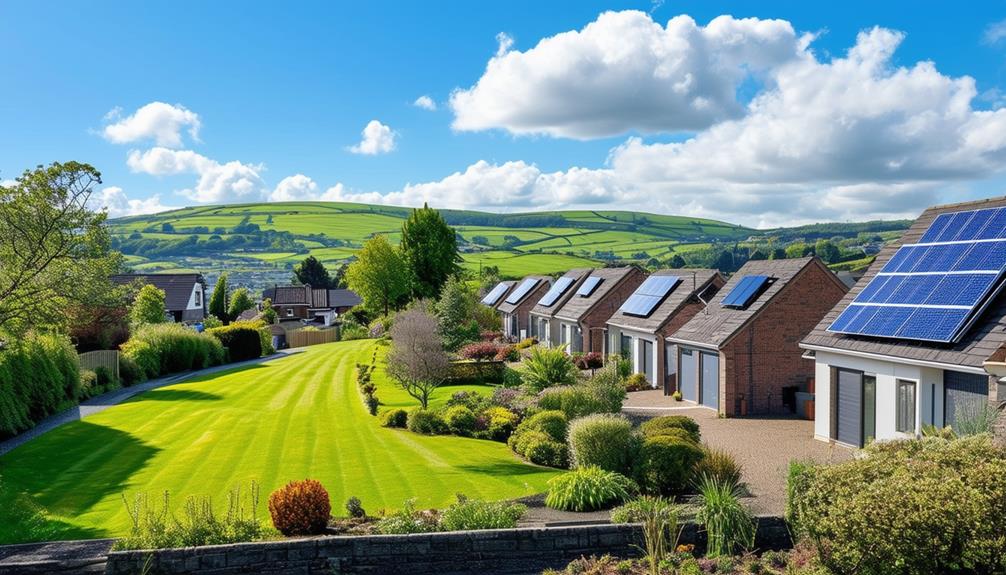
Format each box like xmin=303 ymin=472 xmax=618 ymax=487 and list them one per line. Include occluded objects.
xmin=0 ymin=340 xmax=557 ymax=544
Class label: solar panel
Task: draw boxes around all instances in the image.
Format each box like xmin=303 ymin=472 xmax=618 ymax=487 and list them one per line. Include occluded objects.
xmin=828 ymin=205 xmax=1006 ymax=343
xmin=538 ymin=276 xmax=576 ymax=307
xmin=721 ymin=275 xmax=771 ymax=308
xmin=481 ymin=282 xmax=510 ymax=306
xmin=577 ymin=276 xmax=603 ymax=297
xmin=504 ymin=278 xmax=539 ymax=305
xmin=618 ymin=275 xmax=681 ymax=317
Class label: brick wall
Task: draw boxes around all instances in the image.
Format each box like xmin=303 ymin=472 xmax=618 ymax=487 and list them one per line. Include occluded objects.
xmin=580 ymin=269 xmax=646 ymax=353
xmin=105 ymin=519 xmax=791 ymax=575
xmin=721 ymin=262 xmax=847 ymax=416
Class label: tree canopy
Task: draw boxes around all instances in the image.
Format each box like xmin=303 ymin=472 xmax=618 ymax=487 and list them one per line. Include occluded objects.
xmin=399 ymin=203 xmax=461 ymax=299
xmin=209 ymin=273 xmax=229 ymax=323
xmin=130 ymin=284 xmax=167 ymax=327
xmin=227 ymin=287 xmax=255 ymax=321
xmin=345 ymin=235 xmax=410 ymax=315
xmin=386 ymin=307 xmax=449 ymax=409
xmin=293 ymin=255 xmax=334 ymax=288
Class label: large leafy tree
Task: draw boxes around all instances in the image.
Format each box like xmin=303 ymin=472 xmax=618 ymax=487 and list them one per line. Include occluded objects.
xmin=209 ymin=273 xmax=229 ymax=323
xmin=435 ymin=275 xmax=480 ymax=351
xmin=399 ymin=203 xmax=461 ymax=299
xmin=292 ymin=255 xmax=333 ymax=288
xmin=345 ymin=235 xmax=409 ymax=316
xmin=130 ymin=284 xmax=167 ymax=327
xmin=227 ymin=287 xmax=255 ymax=321
xmin=0 ymin=162 xmax=122 ymax=334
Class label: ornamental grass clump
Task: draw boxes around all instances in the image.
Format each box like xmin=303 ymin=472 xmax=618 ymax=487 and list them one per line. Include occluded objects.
xmin=567 ymin=414 xmax=638 ymax=475
xmin=695 ymin=474 xmax=756 ymax=558
xmin=267 ymin=479 xmax=332 ymax=536
xmin=545 ymin=466 xmax=638 ymax=512
xmin=520 ymin=345 xmax=579 ymax=393
xmin=611 ymin=496 xmax=680 ymax=575
xmin=439 ymin=495 xmax=527 ymax=531
xmin=693 ymin=446 xmax=744 ymax=488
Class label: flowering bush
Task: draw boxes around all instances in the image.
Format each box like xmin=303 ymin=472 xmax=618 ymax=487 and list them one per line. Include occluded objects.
xmin=573 ymin=352 xmax=604 ymax=370
xmin=459 ymin=341 xmax=501 ymax=361
xmin=480 ymin=331 xmax=503 ymax=342
xmin=494 ymin=345 xmax=518 ymax=362
xmin=267 ymin=479 xmax=331 ymax=536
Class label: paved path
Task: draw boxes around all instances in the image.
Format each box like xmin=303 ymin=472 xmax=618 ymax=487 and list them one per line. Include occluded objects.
xmin=0 ymin=539 xmax=114 ymax=574
xmin=0 ymin=349 xmax=299 ymax=457
xmin=624 ymin=390 xmax=852 ymax=516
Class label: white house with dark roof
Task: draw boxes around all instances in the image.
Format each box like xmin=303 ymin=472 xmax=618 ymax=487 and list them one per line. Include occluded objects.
xmin=495 ymin=276 xmax=552 ymax=340
xmin=529 ymin=269 xmax=592 ymax=347
xmin=111 ymin=273 xmax=207 ymax=323
xmin=553 ymin=267 xmax=646 ymax=355
xmin=801 ymin=196 xmax=1006 ymax=447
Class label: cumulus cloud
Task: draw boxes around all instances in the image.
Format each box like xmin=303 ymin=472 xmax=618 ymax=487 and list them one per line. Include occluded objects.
xmin=90 ymin=186 xmax=176 ymax=218
xmin=127 ymin=147 xmax=268 ymax=203
xmin=984 ymin=18 xmax=1006 ymax=45
xmin=348 ymin=120 xmax=397 ymax=155
xmin=413 ymin=95 xmax=437 ymax=111
xmin=451 ymin=11 xmax=806 ymax=139
xmin=270 ymin=174 xmax=319 ymax=202
xmin=102 ymin=102 xmax=201 ymax=148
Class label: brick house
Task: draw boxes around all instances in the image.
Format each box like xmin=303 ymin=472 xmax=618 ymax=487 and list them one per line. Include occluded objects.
xmin=606 ymin=269 xmax=725 ymax=392
xmin=529 ymin=269 xmax=592 ymax=347
xmin=495 ymin=276 xmax=552 ymax=341
xmin=666 ymin=258 xmax=848 ymax=416
xmin=480 ymin=280 xmax=516 ymax=310
xmin=801 ymin=196 xmax=1006 ymax=446
xmin=553 ymin=266 xmax=646 ymax=354
xmin=261 ymin=285 xmax=362 ymax=326
xmin=111 ymin=273 xmax=207 ymax=323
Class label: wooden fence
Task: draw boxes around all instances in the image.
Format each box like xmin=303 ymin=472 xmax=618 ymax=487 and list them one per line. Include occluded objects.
xmin=78 ymin=350 xmax=120 ymax=380
xmin=287 ymin=327 xmax=339 ymax=349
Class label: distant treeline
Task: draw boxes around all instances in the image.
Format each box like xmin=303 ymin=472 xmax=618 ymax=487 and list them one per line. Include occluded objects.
xmin=763 ymin=220 xmax=912 ymax=242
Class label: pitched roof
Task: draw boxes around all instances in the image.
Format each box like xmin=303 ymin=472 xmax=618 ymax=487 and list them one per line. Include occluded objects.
xmin=530 ymin=268 xmax=593 ymax=317
xmin=607 ymin=269 xmax=723 ymax=333
xmin=801 ymin=196 xmax=1006 ymax=369
xmin=111 ymin=273 xmax=203 ymax=312
xmin=328 ymin=289 xmax=362 ymax=308
xmin=668 ymin=258 xmax=830 ymax=348
xmin=554 ymin=267 xmax=641 ymax=322
xmin=482 ymin=280 xmax=516 ymax=309
xmin=496 ymin=275 xmax=552 ymax=314
xmin=263 ymin=285 xmax=311 ymax=305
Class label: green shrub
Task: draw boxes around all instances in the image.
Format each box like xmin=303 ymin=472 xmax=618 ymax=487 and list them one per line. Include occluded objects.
xmin=637 ymin=435 xmax=704 ymax=495
xmin=206 ymin=321 xmax=269 ymax=362
xmin=439 ymin=495 xmax=527 ymax=531
xmin=639 ymin=415 xmax=701 ymax=444
xmin=693 ymin=446 xmax=743 ymax=488
xmin=121 ymin=323 xmax=224 ymax=379
xmin=785 ymin=460 xmax=814 ymax=537
xmin=340 ymin=322 xmax=370 ymax=341
xmin=94 ymin=366 xmax=116 ymax=389
xmin=625 ymin=373 xmax=649 ymax=391
xmin=520 ymin=345 xmax=578 ymax=393
xmin=376 ymin=499 xmax=439 ymax=534
xmin=407 ymin=409 xmax=448 ymax=435
xmin=792 ymin=435 xmax=1006 ymax=575
xmin=79 ymin=369 xmax=99 ymax=397
xmin=345 ymin=496 xmax=366 ymax=518
xmin=480 ymin=406 xmax=519 ymax=441
xmin=952 ymin=402 xmax=1002 ymax=437
xmin=0 ymin=332 xmax=80 ymax=439
xmin=695 ymin=475 xmax=756 ymax=557
xmin=444 ymin=405 xmax=477 ymax=436
xmin=118 ymin=355 xmax=144 ymax=386
xmin=523 ymin=435 xmax=569 ymax=468
xmin=380 ymin=408 xmax=408 ymax=428
xmin=567 ymin=414 xmax=638 ymax=475
xmin=502 ymin=366 xmax=523 ymax=388
xmin=538 ymin=386 xmax=605 ymax=419
xmin=584 ymin=364 xmax=627 ymax=412
xmin=518 ymin=410 xmax=568 ymax=442
xmin=545 ymin=466 xmax=637 ymax=511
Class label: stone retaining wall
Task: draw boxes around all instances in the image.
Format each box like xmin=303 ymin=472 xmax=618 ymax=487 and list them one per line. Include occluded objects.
xmin=106 ymin=518 xmax=790 ymax=575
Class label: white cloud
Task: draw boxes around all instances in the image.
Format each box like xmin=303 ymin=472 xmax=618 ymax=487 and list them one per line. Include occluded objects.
xmin=451 ymin=11 xmax=805 ymax=139
xmin=127 ymin=147 xmax=268 ymax=203
xmin=0 ymin=179 xmax=15 ymax=188
xmin=348 ymin=120 xmax=397 ymax=155
xmin=495 ymin=32 xmax=514 ymax=57
xmin=102 ymin=102 xmax=201 ymax=148
xmin=90 ymin=186 xmax=176 ymax=218
xmin=984 ymin=18 xmax=1006 ymax=45
xmin=413 ymin=95 xmax=437 ymax=111
xmin=269 ymin=174 xmax=319 ymax=202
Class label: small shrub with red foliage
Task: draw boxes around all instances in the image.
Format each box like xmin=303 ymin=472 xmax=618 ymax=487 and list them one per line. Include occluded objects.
xmin=480 ymin=331 xmax=504 ymax=342
xmin=268 ymin=479 xmax=332 ymax=536
xmin=460 ymin=341 xmax=500 ymax=361
xmin=494 ymin=345 xmax=518 ymax=362
xmin=574 ymin=352 xmax=604 ymax=370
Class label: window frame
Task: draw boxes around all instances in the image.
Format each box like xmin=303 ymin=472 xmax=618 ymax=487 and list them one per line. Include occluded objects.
xmin=896 ymin=378 xmax=917 ymax=434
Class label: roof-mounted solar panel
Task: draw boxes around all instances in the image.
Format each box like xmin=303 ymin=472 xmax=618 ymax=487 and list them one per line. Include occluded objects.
xmin=618 ymin=275 xmax=681 ymax=318
xmin=481 ymin=282 xmax=510 ymax=306
xmin=828 ymin=205 xmax=1006 ymax=343
xmin=721 ymin=275 xmax=771 ymax=308
xmin=577 ymin=276 xmax=603 ymax=297
xmin=538 ymin=276 xmax=576 ymax=307
xmin=504 ymin=278 xmax=540 ymax=305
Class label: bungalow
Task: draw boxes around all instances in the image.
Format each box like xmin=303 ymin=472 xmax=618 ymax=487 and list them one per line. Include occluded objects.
xmin=667 ymin=258 xmax=847 ymax=416
xmin=480 ymin=280 xmax=516 ymax=310
xmin=606 ymin=269 xmax=725 ymax=392
xmin=495 ymin=276 xmax=552 ymax=341
xmin=529 ymin=269 xmax=592 ymax=347
xmin=553 ymin=266 xmax=647 ymax=355
xmin=801 ymin=197 xmax=1006 ymax=446
xmin=111 ymin=273 xmax=207 ymax=323
xmin=261 ymin=285 xmax=362 ymax=326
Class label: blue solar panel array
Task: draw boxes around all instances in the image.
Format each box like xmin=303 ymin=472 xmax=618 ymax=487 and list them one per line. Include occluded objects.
xmin=828 ymin=206 xmax=1006 ymax=343
xmin=538 ymin=276 xmax=576 ymax=307
xmin=481 ymin=282 xmax=510 ymax=306
xmin=577 ymin=276 xmax=603 ymax=297
xmin=619 ymin=275 xmax=681 ymax=317
xmin=504 ymin=278 xmax=539 ymax=305
xmin=721 ymin=275 xmax=771 ymax=308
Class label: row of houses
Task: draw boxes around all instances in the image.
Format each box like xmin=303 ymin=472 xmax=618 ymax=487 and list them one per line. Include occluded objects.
xmin=486 ymin=195 xmax=1006 ymax=447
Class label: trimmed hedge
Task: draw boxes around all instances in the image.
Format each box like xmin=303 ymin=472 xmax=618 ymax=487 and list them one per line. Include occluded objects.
xmin=0 ymin=333 xmax=80 ymax=439
xmin=206 ymin=321 xmax=272 ymax=362
xmin=640 ymin=415 xmax=701 ymax=444
xmin=121 ymin=323 xmax=225 ymax=380
xmin=637 ymin=435 xmax=704 ymax=495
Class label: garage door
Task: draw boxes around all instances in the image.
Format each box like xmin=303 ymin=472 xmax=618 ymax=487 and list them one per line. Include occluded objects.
xmin=700 ymin=352 xmax=719 ymax=410
xmin=680 ymin=348 xmax=698 ymax=402
xmin=944 ymin=370 xmax=988 ymax=430
xmin=835 ymin=369 xmax=862 ymax=447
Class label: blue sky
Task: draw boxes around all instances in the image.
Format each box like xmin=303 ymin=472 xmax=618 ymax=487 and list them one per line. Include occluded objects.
xmin=2 ymin=1 xmax=1006 ymax=227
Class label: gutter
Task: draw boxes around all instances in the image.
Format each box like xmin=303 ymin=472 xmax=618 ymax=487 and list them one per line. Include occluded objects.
xmin=800 ymin=342 xmax=988 ymax=376
xmin=983 ymin=359 xmax=1006 ymax=382
xmin=664 ymin=336 xmax=719 ymax=352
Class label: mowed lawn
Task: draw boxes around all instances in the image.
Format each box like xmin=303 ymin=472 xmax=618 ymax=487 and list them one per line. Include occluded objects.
xmin=0 ymin=340 xmax=557 ymax=544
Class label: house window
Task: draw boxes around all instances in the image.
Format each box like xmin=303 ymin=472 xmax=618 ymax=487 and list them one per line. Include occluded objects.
xmin=896 ymin=379 xmax=916 ymax=433
xmin=194 ymin=288 xmax=202 ymax=308
xmin=620 ymin=334 xmax=632 ymax=359
xmin=286 ymin=308 xmax=294 ymax=317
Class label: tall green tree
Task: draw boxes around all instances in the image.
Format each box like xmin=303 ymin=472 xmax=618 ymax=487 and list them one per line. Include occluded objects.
xmin=346 ymin=235 xmax=410 ymax=315
xmin=260 ymin=298 xmax=278 ymax=324
xmin=0 ymin=161 xmax=122 ymax=334
xmin=130 ymin=284 xmax=167 ymax=327
xmin=209 ymin=273 xmax=229 ymax=323
xmin=292 ymin=255 xmax=333 ymax=288
xmin=399 ymin=203 xmax=461 ymax=299
xmin=435 ymin=275 xmax=480 ymax=351
xmin=227 ymin=287 xmax=255 ymax=321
